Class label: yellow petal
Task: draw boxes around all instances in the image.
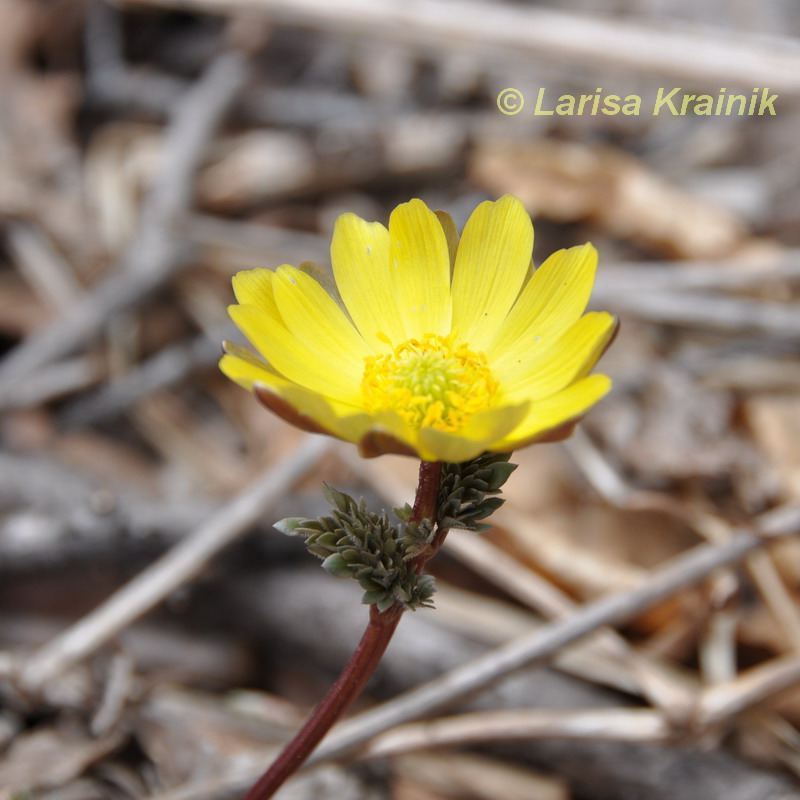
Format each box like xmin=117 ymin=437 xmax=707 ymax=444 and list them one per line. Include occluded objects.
xmin=330 ymin=212 xmax=405 ymax=350
xmin=272 ymin=264 xmax=370 ymax=378
xmin=417 ymin=402 xmax=530 ymax=462
xmin=223 ymin=346 xmax=368 ymax=444
xmin=357 ymin=409 xmax=420 ymax=459
xmin=450 ymin=195 xmax=533 ymax=350
xmin=434 ymin=209 xmax=460 ymax=278
xmin=388 ymin=199 xmax=452 ymax=340
xmin=496 ymin=312 xmax=617 ymax=402
xmin=232 ymin=268 xmax=280 ymax=318
xmin=219 ymin=342 xmax=280 ymax=390
xmin=298 ymin=261 xmax=345 ymax=312
xmin=487 ymin=244 xmax=598 ymax=359
xmin=357 ymin=430 xmax=419 ymax=458
xmin=228 ymin=303 xmax=361 ymax=405
xmin=252 ymin=377 xmax=372 ymax=443
xmin=493 ymin=374 xmax=612 ymax=451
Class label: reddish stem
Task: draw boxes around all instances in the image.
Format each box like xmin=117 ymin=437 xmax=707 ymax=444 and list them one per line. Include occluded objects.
xmin=408 ymin=461 xmax=447 ymax=573
xmin=410 ymin=460 xmax=443 ymax=525
xmin=242 ymin=460 xmax=443 ymax=800
xmin=242 ymin=603 xmax=402 ymax=800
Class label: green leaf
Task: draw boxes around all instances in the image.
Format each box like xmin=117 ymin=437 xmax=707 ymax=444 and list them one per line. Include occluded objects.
xmin=323 ymin=482 xmax=355 ymax=512
xmin=361 ymin=589 xmax=387 ymax=605
xmin=321 ymin=553 xmax=352 ymax=578
xmin=307 ymin=544 xmax=337 ymax=559
xmin=358 ymin=576 xmax=385 ymax=592
xmin=481 ymin=497 xmax=505 ymax=513
xmin=471 ymin=522 xmax=493 ymax=533
xmin=486 ymin=461 xmax=518 ymax=491
xmin=315 ymin=532 xmax=340 ymax=548
xmin=340 ymin=547 xmax=362 ymax=563
xmin=376 ymin=595 xmax=396 ymax=613
xmin=273 ymin=517 xmax=307 ymax=536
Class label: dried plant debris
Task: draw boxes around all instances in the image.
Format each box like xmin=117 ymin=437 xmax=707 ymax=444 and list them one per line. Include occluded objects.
xmin=1 ymin=0 xmax=800 ymax=798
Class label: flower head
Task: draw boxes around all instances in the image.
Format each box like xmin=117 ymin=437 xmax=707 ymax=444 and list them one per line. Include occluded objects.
xmin=220 ymin=195 xmax=616 ymax=462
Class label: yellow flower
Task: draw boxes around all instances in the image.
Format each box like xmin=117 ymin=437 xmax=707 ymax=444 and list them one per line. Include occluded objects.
xmin=220 ymin=195 xmax=616 ymax=462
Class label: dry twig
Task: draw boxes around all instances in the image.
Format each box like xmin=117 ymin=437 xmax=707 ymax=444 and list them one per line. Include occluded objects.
xmin=124 ymin=0 xmax=800 ymax=93
xmin=310 ymin=506 xmax=800 ymax=765
xmin=14 ymin=435 xmax=330 ymax=692
xmin=0 ymin=45 xmax=251 ymax=394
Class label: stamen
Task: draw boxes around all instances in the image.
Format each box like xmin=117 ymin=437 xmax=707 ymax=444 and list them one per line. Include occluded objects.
xmin=361 ymin=333 xmax=496 ymax=431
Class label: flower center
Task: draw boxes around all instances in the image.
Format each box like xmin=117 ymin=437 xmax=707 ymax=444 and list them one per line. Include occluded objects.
xmin=361 ymin=333 xmax=497 ymax=431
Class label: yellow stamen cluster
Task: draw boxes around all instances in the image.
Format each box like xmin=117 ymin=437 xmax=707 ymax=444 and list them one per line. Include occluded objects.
xmin=361 ymin=333 xmax=497 ymax=431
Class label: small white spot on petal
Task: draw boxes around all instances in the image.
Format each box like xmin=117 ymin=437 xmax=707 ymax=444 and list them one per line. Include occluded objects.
xmin=411 ymin=306 xmax=417 ymax=312
xmin=534 ymin=336 xmax=541 ymax=342
xmin=366 ymin=246 xmax=372 ymax=255
xmin=421 ymin=305 xmax=427 ymax=311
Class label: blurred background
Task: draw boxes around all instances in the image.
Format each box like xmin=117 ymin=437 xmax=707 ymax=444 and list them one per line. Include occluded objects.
xmin=2 ymin=1 xmax=800 ymax=798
